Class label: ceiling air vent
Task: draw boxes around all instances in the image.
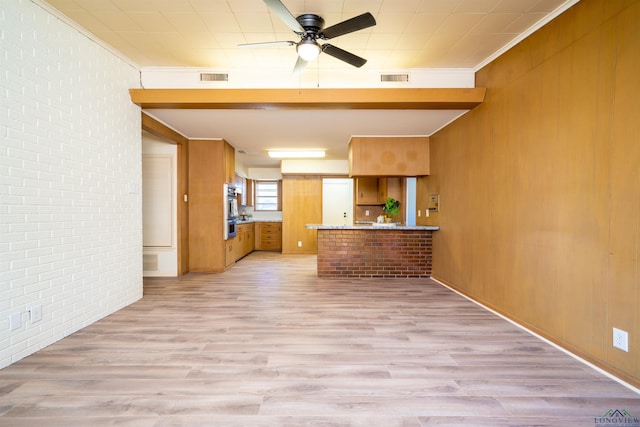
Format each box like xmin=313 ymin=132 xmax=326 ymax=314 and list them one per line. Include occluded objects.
xmin=380 ymin=73 xmax=409 ymax=83
xmin=200 ymin=73 xmax=229 ymax=82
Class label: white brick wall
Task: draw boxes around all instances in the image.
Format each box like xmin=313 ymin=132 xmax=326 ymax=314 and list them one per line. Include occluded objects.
xmin=0 ymin=0 xmax=143 ymax=367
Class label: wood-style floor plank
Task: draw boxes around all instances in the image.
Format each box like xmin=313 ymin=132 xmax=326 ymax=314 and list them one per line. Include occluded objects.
xmin=1 ymin=252 xmax=638 ymax=426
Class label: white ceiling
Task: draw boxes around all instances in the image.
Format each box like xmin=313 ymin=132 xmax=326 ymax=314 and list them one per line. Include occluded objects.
xmin=149 ymin=108 xmax=469 ymax=167
xmin=42 ymin=0 xmax=577 ymax=168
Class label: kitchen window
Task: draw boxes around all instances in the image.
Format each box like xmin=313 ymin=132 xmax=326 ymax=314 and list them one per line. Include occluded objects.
xmin=254 ymin=180 xmax=281 ymax=211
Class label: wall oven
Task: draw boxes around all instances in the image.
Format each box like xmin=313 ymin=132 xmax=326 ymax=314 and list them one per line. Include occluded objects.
xmin=224 ymin=184 xmax=238 ymax=240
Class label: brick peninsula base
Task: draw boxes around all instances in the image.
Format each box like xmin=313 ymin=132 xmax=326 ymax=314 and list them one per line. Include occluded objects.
xmin=308 ymin=225 xmax=439 ymax=278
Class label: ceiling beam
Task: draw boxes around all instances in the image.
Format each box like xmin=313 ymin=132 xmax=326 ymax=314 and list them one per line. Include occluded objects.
xmin=141 ymin=112 xmax=188 ymax=145
xmin=129 ymin=88 xmax=485 ymax=110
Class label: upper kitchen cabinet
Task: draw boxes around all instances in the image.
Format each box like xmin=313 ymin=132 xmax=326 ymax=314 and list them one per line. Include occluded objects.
xmin=355 ymin=177 xmax=387 ymax=205
xmin=225 ymin=142 xmax=235 ymax=185
xmin=349 ymin=136 xmax=429 ymax=177
xmin=233 ymin=175 xmax=254 ymax=207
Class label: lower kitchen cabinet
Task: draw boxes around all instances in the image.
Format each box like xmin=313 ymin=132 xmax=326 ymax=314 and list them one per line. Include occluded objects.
xmin=255 ymin=222 xmax=282 ymax=251
xmin=225 ymin=223 xmax=255 ymax=267
xmin=225 ymin=239 xmax=235 ymax=268
xmin=236 ymin=223 xmax=254 ymax=260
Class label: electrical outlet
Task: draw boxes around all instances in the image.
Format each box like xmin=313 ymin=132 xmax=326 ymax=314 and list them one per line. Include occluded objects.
xmin=30 ymin=305 xmax=42 ymax=323
xmin=613 ymin=327 xmax=629 ymax=352
xmin=297 ymin=241 xmax=302 ymax=247
xmin=418 ymin=210 xmax=421 ymax=217
xmin=365 ymin=210 xmax=369 ymax=216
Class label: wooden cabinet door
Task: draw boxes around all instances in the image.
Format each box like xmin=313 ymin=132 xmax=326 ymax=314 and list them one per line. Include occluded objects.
xmin=377 ymin=178 xmax=388 ymax=203
xmin=244 ymin=224 xmax=254 ymax=254
xmin=356 ymin=177 xmax=382 ymax=205
xmin=224 ymin=142 xmax=235 ymax=184
xmin=235 ymin=232 xmax=243 ymax=261
xmin=225 ymin=239 xmax=235 ymax=267
xmin=245 ymin=179 xmax=253 ymax=207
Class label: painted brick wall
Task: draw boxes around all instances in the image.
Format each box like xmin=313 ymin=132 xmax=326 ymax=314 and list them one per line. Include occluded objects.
xmin=0 ymin=1 xmax=143 ymax=368
xmin=317 ymin=229 xmax=433 ymax=278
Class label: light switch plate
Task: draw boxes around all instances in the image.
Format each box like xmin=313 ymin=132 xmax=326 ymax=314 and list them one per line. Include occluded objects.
xmin=30 ymin=305 xmax=42 ymax=323
xmin=10 ymin=312 xmax=22 ymax=331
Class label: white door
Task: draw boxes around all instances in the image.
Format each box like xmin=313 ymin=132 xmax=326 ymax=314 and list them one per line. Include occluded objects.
xmin=322 ymin=178 xmax=353 ymax=225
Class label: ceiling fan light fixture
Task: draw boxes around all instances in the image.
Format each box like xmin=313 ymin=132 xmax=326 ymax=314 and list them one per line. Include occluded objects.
xmin=296 ymin=39 xmax=320 ymax=61
xmin=268 ymin=149 xmax=325 ymax=159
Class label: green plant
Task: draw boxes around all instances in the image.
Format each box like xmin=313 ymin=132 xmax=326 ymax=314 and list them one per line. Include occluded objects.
xmin=383 ymin=197 xmax=400 ymax=217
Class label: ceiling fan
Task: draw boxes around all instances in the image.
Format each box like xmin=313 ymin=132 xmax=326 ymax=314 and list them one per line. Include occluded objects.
xmin=239 ymin=0 xmax=376 ymax=73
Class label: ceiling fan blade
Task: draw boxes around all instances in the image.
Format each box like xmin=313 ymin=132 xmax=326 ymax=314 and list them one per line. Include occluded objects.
xmin=238 ymin=41 xmax=295 ymax=48
xmin=321 ymin=44 xmax=367 ymax=68
xmin=263 ymin=0 xmax=304 ymax=33
xmin=319 ymin=12 xmax=376 ymax=40
xmin=292 ymin=56 xmax=308 ymax=75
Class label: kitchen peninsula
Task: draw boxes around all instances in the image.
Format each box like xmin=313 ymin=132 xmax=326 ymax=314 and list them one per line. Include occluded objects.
xmin=306 ymin=224 xmax=439 ymax=278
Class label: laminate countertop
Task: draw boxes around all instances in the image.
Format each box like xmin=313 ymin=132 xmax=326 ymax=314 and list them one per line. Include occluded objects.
xmin=236 ymin=219 xmax=282 ymax=224
xmin=305 ymin=224 xmax=439 ymax=231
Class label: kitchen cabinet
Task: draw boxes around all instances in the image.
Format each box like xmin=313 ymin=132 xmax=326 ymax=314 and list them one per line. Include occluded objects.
xmin=225 ymin=143 xmax=235 ymax=185
xmin=255 ymin=222 xmax=282 ymax=251
xmin=235 ymin=174 xmax=243 ymax=191
xmin=223 ymin=223 xmax=255 ymax=267
xmin=245 ymin=178 xmax=253 ymax=207
xmin=225 ymin=239 xmax=235 ymax=268
xmin=233 ymin=176 xmax=253 ymax=207
xmin=356 ymin=177 xmax=387 ymax=205
xmin=188 ymin=139 xmax=236 ymax=272
xmin=236 ymin=222 xmax=255 ymax=260
xmin=234 ymin=174 xmax=245 ymax=205
xmin=349 ymin=136 xmax=430 ymax=177
xmin=244 ymin=223 xmax=255 ymax=254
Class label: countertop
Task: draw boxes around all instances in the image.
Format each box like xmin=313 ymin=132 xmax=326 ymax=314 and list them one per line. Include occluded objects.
xmin=236 ymin=219 xmax=282 ymax=224
xmin=306 ymin=224 xmax=440 ymax=231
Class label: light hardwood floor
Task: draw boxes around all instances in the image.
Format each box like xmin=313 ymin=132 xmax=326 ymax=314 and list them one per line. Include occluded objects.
xmin=1 ymin=252 xmax=639 ymax=426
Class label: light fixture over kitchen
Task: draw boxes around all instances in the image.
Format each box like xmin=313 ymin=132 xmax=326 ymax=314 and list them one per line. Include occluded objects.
xmin=268 ymin=149 xmax=325 ymax=159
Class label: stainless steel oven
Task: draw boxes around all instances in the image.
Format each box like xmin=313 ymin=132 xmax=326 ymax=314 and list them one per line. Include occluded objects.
xmin=227 ymin=219 xmax=237 ymax=239
xmin=224 ymin=184 xmax=239 ymax=240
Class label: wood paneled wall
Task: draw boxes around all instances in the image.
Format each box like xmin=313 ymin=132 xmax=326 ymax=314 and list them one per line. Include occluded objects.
xmin=417 ymin=0 xmax=640 ymax=387
xmin=282 ymin=176 xmax=322 ymax=254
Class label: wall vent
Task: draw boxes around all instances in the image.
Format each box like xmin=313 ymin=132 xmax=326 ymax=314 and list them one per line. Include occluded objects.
xmin=143 ymin=254 xmax=158 ymax=271
xmin=200 ymin=73 xmax=229 ymax=82
xmin=380 ymin=73 xmax=409 ymax=83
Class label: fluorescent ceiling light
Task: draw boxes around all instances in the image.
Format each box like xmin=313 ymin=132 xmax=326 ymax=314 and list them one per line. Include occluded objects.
xmin=268 ymin=150 xmax=325 ymax=159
